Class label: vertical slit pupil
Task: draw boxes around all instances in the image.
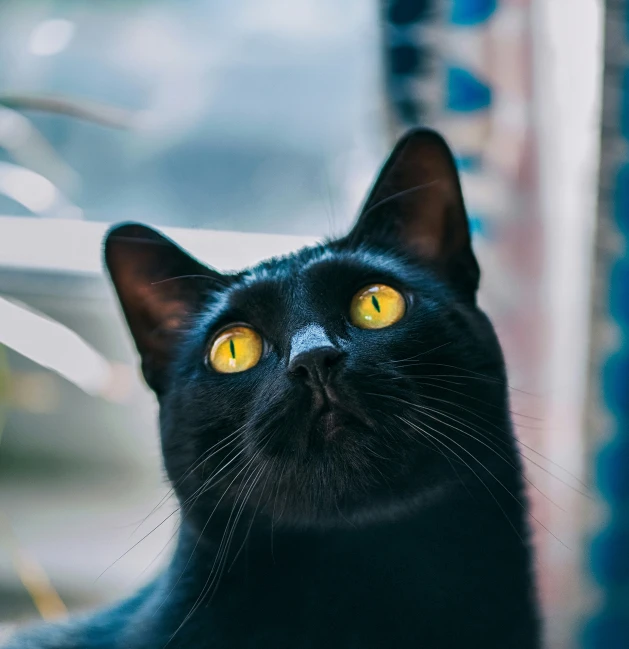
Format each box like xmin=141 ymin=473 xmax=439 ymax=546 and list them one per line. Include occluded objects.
xmin=229 ymin=339 xmax=236 ymax=358
xmin=371 ymin=295 xmax=381 ymax=313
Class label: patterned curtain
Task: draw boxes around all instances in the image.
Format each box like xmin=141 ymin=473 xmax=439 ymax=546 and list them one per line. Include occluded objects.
xmin=584 ymin=1 xmax=629 ymax=647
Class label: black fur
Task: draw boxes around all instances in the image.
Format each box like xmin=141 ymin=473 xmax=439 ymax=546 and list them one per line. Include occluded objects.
xmin=5 ymin=129 xmax=540 ymax=648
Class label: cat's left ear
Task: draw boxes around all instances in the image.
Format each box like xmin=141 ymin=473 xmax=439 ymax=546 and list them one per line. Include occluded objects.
xmin=347 ymin=128 xmax=480 ymax=296
xmin=104 ymin=223 xmax=229 ymax=393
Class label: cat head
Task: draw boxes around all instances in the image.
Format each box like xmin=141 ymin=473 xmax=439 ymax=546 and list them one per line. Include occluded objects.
xmin=104 ymin=129 xmax=507 ymax=529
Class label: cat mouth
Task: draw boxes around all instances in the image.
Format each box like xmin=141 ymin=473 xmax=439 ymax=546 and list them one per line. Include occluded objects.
xmin=316 ymin=409 xmax=348 ymax=438
xmin=304 ymin=381 xmax=372 ymax=440
xmin=313 ymin=404 xmax=367 ymax=440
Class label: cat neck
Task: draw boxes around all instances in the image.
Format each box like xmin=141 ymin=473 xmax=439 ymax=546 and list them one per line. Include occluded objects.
xmin=128 ymin=477 xmax=538 ymax=648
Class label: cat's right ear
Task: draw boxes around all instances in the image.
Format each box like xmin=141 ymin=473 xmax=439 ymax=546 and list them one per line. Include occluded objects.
xmin=104 ymin=223 xmax=229 ymax=393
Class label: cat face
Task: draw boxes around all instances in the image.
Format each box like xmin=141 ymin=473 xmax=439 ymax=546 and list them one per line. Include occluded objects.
xmin=105 ymin=130 xmax=509 ymax=528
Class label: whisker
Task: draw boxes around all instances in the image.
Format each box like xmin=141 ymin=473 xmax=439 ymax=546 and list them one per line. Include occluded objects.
xmin=387 ymin=342 xmax=454 ymax=364
xmin=399 ymin=413 xmax=569 ymax=549
xmin=185 ymin=459 xmax=268 ymax=625
xmin=228 ymin=464 xmax=273 ymax=572
xmin=163 ymin=455 xmax=260 ymax=637
xmin=132 ymin=427 xmax=244 ymax=535
xmin=388 ymin=413 xmax=469 ymax=492
xmin=112 ymin=451 xmax=252 ymax=586
xmin=373 ymin=391 xmax=591 ymax=497
xmin=408 ymin=392 xmax=591 ymax=494
xmin=271 ymin=457 xmax=288 ymax=562
xmin=420 ymin=406 xmax=591 ymax=498
xmin=408 ymin=405 xmax=566 ymax=513
xmin=409 ymin=380 xmax=542 ymax=423
xmin=207 ymin=463 xmax=267 ymax=592
xmin=391 ymin=360 xmax=536 ymax=397
xmin=167 ymin=435 xmax=274 ymax=640
xmin=96 ymin=508 xmax=180 ymax=582
xmin=180 ymin=443 xmax=250 ymax=511
xmin=154 ymin=442 xmax=269 ymax=618
xmin=397 ymin=415 xmax=525 ymax=543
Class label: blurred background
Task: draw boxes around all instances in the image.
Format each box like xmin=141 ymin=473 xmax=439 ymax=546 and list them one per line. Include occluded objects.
xmin=0 ymin=1 xmax=622 ymax=647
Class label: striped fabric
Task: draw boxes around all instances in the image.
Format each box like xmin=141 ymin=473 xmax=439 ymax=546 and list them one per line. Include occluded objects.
xmin=584 ymin=1 xmax=629 ymax=647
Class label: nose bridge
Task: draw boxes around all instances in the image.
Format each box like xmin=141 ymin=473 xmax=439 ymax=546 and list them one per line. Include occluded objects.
xmin=288 ymin=324 xmax=334 ymax=365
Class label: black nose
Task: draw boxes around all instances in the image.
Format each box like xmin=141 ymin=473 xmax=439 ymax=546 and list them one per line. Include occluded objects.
xmin=288 ymin=347 xmax=343 ymax=385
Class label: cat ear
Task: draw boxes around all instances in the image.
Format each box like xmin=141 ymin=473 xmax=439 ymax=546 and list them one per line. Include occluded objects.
xmin=347 ymin=128 xmax=480 ymax=296
xmin=104 ymin=223 xmax=228 ymax=393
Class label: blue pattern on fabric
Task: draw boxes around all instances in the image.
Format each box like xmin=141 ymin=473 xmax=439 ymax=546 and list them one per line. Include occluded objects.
xmin=450 ymin=0 xmax=497 ymax=26
xmin=446 ymin=66 xmax=492 ymax=111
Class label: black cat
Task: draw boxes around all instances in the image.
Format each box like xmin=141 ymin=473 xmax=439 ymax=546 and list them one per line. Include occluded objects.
xmin=5 ymin=129 xmax=540 ymax=648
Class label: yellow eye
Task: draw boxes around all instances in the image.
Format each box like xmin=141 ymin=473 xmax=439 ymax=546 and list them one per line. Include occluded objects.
xmin=209 ymin=326 xmax=263 ymax=373
xmin=350 ymin=284 xmax=406 ymax=330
